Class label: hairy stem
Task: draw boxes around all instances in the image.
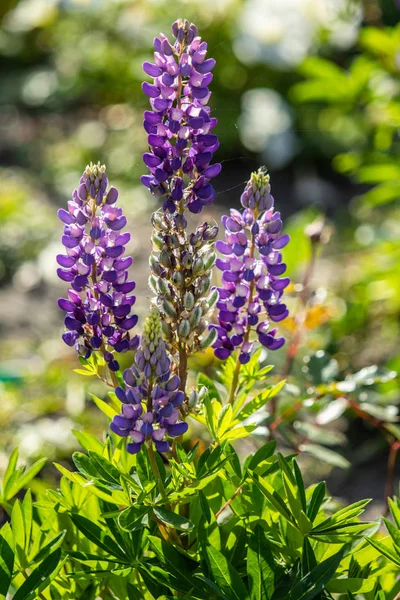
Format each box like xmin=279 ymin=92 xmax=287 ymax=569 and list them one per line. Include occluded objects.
xmin=178 ymin=342 xmax=188 ymax=397
xmin=215 ymin=484 xmax=243 ymax=519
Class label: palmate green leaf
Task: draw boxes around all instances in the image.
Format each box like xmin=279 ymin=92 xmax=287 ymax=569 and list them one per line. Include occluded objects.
xmin=277 ymin=455 xmax=310 ymax=532
xmin=203 ymin=396 xmax=220 ymax=439
xmin=67 ymin=550 xmax=123 ymax=564
xmin=388 ymin=497 xmax=400 ymax=529
xmin=306 ymin=482 xmax=326 ymax=523
xmin=127 ymin=582 xmax=145 ymax=600
xmin=310 ymin=499 xmax=370 ymax=535
xmin=198 ymin=372 xmax=222 ymax=403
xmin=326 ymin=577 xmax=376 ymax=593
xmin=70 ymin=514 xmax=128 ymax=562
xmin=246 ymin=441 xmax=276 ymax=472
xmin=170 ymin=458 xmax=196 ymax=481
xmin=54 ymin=463 xmax=128 ymax=506
xmin=88 ymin=451 xmax=123 ymax=487
xmin=72 ymin=452 xmax=100 ymax=480
xmin=236 ymin=380 xmax=286 ymax=421
xmin=286 ymin=548 xmax=344 ymax=600
xmin=153 ymin=507 xmax=194 ymax=532
xmin=384 ymin=517 xmax=400 ymax=549
xmin=73 ymin=368 xmax=96 ymax=377
xmin=250 ymin=472 xmax=293 ymax=523
xmin=1 ymin=448 xmax=18 ymax=497
xmin=194 ymin=574 xmax=225 ymax=598
xmin=21 ymin=490 xmax=32 ymax=556
xmin=216 ymin=404 xmax=234 ymax=439
xmin=148 ymin=536 xmax=203 ymax=597
xmin=223 ymin=444 xmax=242 ymax=480
xmin=72 ymin=430 xmax=104 ymax=454
xmin=196 ymin=444 xmax=230 ymax=478
xmin=225 ymin=522 xmax=246 ymax=567
xmin=221 ymin=424 xmax=258 ymax=442
xmin=138 ymin=563 xmax=170 ymax=599
xmin=310 ymin=522 xmax=373 ymax=543
xmin=118 ymin=505 xmax=150 ymax=533
xmin=90 ymin=393 xmax=117 ymax=419
xmin=367 ymin=536 xmax=400 ymax=567
xmin=300 ymin=444 xmax=350 ymax=469
xmin=3 ymin=458 xmax=47 ymax=502
xmin=13 ymin=548 xmax=64 ymax=600
xmin=30 ymin=531 xmax=66 ymax=566
xmin=247 ymin=525 xmax=274 ymax=600
xmin=198 ymin=512 xmax=221 ymax=552
xmin=11 ymin=500 xmax=26 ymax=567
xmin=205 ymin=545 xmax=249 ymax=600
xmin=301 ymin=538 xmax=317 ymax=576
xmin=0 ymin=523 xmax=14 ymax=596
xmin=198 ymin=490 xmax=211 ymax=524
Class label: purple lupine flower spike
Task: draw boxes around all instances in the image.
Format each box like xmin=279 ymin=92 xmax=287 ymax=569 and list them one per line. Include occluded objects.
xmin=110 ymin=308 xmax=188 ymax=454
xmin=211 ymin=168 xmax=290 ymax=364
xmin=141 ymin=19 xmax=220 ymax=214
xmin=57 ymin=162 xmax=139 ymax=372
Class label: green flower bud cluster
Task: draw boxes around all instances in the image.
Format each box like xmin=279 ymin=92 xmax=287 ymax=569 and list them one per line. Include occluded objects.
xmin=148 ymin=210 xmax=219 ymax=360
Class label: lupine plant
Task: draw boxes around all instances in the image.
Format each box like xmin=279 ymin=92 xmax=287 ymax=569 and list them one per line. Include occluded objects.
xmin=1 ymin=18 xmax=399 ymax=600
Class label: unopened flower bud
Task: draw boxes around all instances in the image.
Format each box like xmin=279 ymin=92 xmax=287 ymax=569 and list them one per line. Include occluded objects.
xmin=189 ymin=306 xmax=202 ymax=328
xmin=200 ymin=327 xmax=218 ymax=349
xmin=152 ymin=232 xmax=164 ymax=250
xmin=162 ymin=299 xmax=177 ymax=319
xmin=182 ymin=254 xmax=192 ymax=269
xmin=184 ymin=292 xmax=195 ymax=310
xmin=188 ymin=389 xmax=198 ymax=407
xmin=193 ymin=257 xmax=204 ymax=274
xmin=203 ymin=251 xmax=216 ymax=271
xmin=160 ymin=250 xmax=172 ymax=269
xmin=148 ymin=275 xmax=158 ymax=294
xmin=157 ymin=277 xmax=170 ymax=295
xmin=171 ymin=271 xmax=184 ymax=288
xmin=178 ymin=319 xmax=191 ymax=338
xmin=206 ymin=288 xmax=219 ymax=310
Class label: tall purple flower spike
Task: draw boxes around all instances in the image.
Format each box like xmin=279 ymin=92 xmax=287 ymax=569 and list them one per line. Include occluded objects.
xmin=211 ymin=168 xmax=290 ymax=364
xmin=110 ymin=308 xmax=188 ymax=454
xmin=57 ymin=162 xmax=139 ymax=372
xmin=141 ymin=19 xmax=220 ymax=214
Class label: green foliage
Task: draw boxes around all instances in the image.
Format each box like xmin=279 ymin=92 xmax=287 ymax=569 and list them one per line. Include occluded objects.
xmin=0 ymin=422 xmax=388 ymax=598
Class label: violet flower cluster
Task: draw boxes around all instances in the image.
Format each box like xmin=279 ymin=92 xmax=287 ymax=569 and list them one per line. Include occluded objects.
xmin=211 ymin=169 xmax=290 ymax=364
xmin=141 ymin=18 xmax=220 ymax=214
xmin=110 ymin=308 xmax=188 ymax=453
xmin=57 ymin=162 xmax=138 ymax=371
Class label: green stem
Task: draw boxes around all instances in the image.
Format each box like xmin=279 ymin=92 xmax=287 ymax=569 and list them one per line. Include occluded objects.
xmin=22 ymin=569 xmax=47 ymax=600
xmin=178 ymin=342 xmax=188 ymax=398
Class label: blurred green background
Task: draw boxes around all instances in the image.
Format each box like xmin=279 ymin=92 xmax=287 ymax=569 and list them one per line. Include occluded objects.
xmin=1 ymin=0 xmax=400 ymax=512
